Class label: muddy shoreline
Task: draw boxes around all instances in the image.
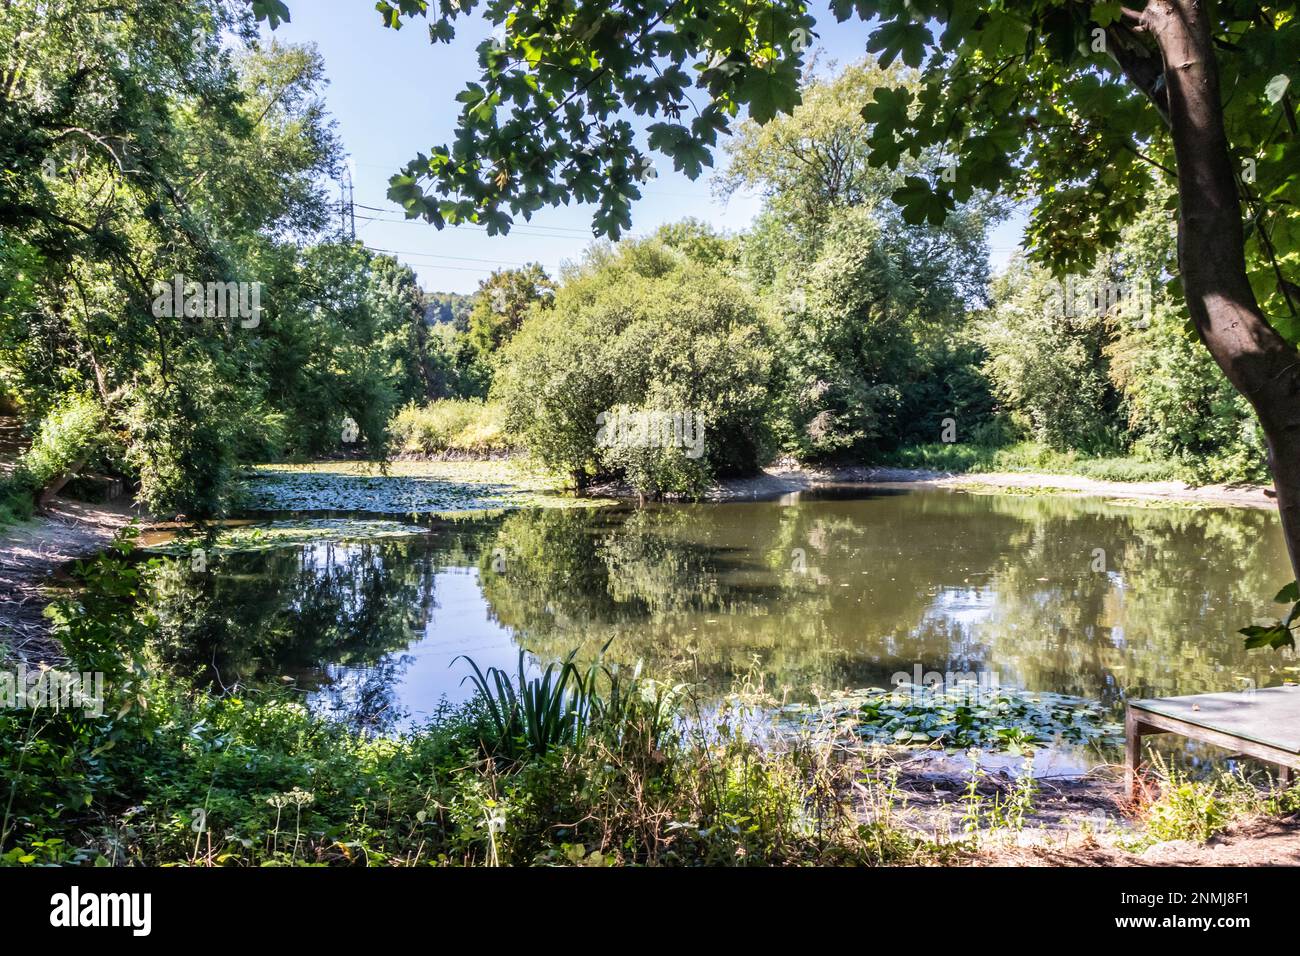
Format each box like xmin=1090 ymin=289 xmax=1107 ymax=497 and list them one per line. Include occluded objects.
xmin=586 ymin=463 xmax=1275 ymax=508
xmin=689 ymin=464 xmax=1276 ymax=509
xmin=0 ymin=498 xmax=146 ymax=663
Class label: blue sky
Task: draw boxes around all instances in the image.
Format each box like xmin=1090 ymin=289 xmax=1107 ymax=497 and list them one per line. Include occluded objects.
xmin=267 ymin=2 xmax=1024 ymax=294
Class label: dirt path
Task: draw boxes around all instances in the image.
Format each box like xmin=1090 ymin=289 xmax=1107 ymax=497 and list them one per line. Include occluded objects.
xmin=697 ymin=464 xmax=1275 ymax=509
xmin=878 ymin=754 xmax=1300 ymax=866
xmin=969 ymin=815 xmax=1300 ymax=866
xmin=0 ymin=497 xmax=145 ymax=664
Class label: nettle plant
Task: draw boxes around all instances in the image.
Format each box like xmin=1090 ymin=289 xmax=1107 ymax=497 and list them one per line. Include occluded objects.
xmin=251 ymin=0 xmax=1300 ymax=629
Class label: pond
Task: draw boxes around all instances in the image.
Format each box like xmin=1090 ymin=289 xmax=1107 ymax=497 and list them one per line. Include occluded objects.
xmin=141 ymin=484 xmax=1297 ymax=756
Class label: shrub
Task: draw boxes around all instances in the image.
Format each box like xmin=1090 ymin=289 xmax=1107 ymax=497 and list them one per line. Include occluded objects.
xmin=389 ymin=399 xmax=508 ymax=456
xmin=11 ymin=392 xmax=106 ymax=502
xmin=977 ymin=259 xmax=1124 ymax=454
xmin=492 ymin=239 xmax=774 ymax=494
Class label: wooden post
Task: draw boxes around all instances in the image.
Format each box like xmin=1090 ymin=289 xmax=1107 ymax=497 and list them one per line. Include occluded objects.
xmin=1124 ymin=706 xmax=1142 ymax=801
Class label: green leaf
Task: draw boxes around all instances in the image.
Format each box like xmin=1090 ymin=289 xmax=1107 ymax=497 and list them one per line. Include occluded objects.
xmin=891 ymin=176 xmax=954 ymax=225
xmin=1275 ymin=581 xmax=1299 ymax=604
xmin=868 ymin=17 xmax=929 ymax=69
xmin=979 ymin=12 xmax=1031 ymax=58
xmin=1240 ymin=624 xmax=1295 ymax=651
xmin=741 ymin=62 xmax=801 ymax=125
xmin=646 ymin=123 xmax=712 ymax=179
xmin=1090 ymin=3 xmax=1124 ymax=27
xmin=250 ymin=0 xmax=291 ymax=29
xmin=861 ymin=85 xmax=913 ymax=132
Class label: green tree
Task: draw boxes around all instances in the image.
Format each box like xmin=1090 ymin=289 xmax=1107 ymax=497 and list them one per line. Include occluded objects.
xmin=465 ymin=263 xmax=555 ymax=363
xmin=253 ymin=0 xmax=1300 ymax=586
xmin=725 ymin=62 xmax=997 ymax=458
xmin=979 ymin=256 xmax=1124 ymax=453
xmin=492 ymin=238 xmax=774 ymax=493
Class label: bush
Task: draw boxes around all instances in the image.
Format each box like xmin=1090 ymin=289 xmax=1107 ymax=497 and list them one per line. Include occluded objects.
xmin=1107 ymin=305 xmax=1267 ymax=484
xmin=389 ymin=399 xmax=509 ymax=456
xmin=492 ymin=239 xmax=774 ymax=494
xmin=882 ymin=440 xmax=1185 ymax=482
xmin=977 ymin=259 xmax=1124 ymax=454
xmin=11 ymin=392 xmax=106 ymax=504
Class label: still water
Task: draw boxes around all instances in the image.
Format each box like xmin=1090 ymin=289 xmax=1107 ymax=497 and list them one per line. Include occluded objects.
xmin=148 ymin=487 xmax=1295 ymax=733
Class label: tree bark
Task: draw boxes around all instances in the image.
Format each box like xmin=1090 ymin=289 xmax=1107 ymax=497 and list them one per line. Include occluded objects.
xmin=1141 ymin=0 xmax=1300 ymax=580
xmin=35 ymin=456 xmax=87 ymax=511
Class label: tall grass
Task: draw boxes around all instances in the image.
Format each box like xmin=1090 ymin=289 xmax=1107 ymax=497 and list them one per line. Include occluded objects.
xmin=389 ymin=399 xmax=509 ymax=457
xmin=457 ymin=648 xmax=594 ymax=759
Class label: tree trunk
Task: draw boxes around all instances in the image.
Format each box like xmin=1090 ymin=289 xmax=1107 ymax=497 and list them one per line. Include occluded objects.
xmin=35 ymin=456 xmax=87 ymax=511
xmin=1143 ymin=0 xmax=1300 ymax=580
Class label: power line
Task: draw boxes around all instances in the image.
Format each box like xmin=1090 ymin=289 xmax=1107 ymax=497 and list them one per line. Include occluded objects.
xmin=362 ymin=244 xmax=532 ymax=267
xmin=363 ymin=253 xmax=497 ymax=275
xmin=354 ymin=205 xmax=594 ymax=237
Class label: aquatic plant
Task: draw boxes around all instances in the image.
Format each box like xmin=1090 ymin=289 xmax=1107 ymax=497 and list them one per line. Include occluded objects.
xmin=784 ymin=682 xmax=1124 ymax=753
xmin=457 ymin=648 xmax=595 ymax=760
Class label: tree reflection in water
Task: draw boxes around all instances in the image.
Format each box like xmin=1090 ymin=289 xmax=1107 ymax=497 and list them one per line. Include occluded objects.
xmin=143 ymin=490 xmax=1294 ymax=728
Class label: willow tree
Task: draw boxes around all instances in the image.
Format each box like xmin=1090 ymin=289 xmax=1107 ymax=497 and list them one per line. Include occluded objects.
xmin=254 ymin=0 xmax=1300 ymax=630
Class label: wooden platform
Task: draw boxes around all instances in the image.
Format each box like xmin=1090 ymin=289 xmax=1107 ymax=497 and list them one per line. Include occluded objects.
xmin=1126 ymin=686 xmax=1300 ymax=795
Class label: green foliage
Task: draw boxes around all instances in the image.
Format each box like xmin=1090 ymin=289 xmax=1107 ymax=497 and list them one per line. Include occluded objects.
xmin=724 ymin=61 xmax=997 ymax=461
xmin=882 ymin=441 xmax=1185 ymax=484
xmin=1103 ymin=205 xmax=1268 ymax=482
xmin=44 ymin=530 xmax=158 ymax=690
xmin=980 ymin=205 xmax=1269 ymax=480
xmin=297 ymin=0 xmax=1297 ymax=342
xmin=720 ymin=60 xmax=924 ymax=225
xmin=358 ymin=0 xmax=816 ymax=239
xmin=757 ymin=202 xmax=993 ymax=459
xmin=492 ymin=238 xmax=774 ymax=494
xmin=262 ymin=244 xmax=429 ymax=458
xmin=1128 ymin=754 xmax=1300 ymax=849
xmin=0 ymin=5 xmax=440 ymax=516
xmin=978 ymin=258 xmax=1123 ymax=454
xmin=457 ymin=648 xmax=596 ymax=760
xmin=389 ymin=399 xmax=509 ymax=456
xmin=465 ymin=264 xmax=555 ymax=359
xmin=11 ymin=393 xmax=106 ymax=496
xmin=789 ymin=684 xmax=1123 ymax=753
xmin=1239 ymin=582 xmax=1300 ymax=652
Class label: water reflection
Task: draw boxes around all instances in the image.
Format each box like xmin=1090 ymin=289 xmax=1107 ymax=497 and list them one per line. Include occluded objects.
xmin=146 ymin=489 xmax=1296 ymax=730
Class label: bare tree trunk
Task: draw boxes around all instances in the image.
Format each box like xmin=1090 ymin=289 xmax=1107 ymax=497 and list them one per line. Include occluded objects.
xmin=1142 ymin=0 xmax=1300 ymax=580
xmin=35 ymin=457 xmax=87 ymax=511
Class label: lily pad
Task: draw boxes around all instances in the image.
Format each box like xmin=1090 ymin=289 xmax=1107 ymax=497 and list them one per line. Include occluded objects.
xmin=239 ymin=460 xmax=610 ymax=516
xmin=782 ymin=682 xmax=1123 ymax=753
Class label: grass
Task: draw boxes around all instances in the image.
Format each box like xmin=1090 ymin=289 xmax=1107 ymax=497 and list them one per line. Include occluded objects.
xmin=880 ymin=441 xmax=1187 ymax=483
xmin=389 ymin=399 xmax=510 ymax=457
xmin=0 ymin=475 xmax=34 ymax=533
xmin=0 ymin=662 xmax=947 ymax=866
xmin=1121 ymin=752 xmax=1300 ymax=851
